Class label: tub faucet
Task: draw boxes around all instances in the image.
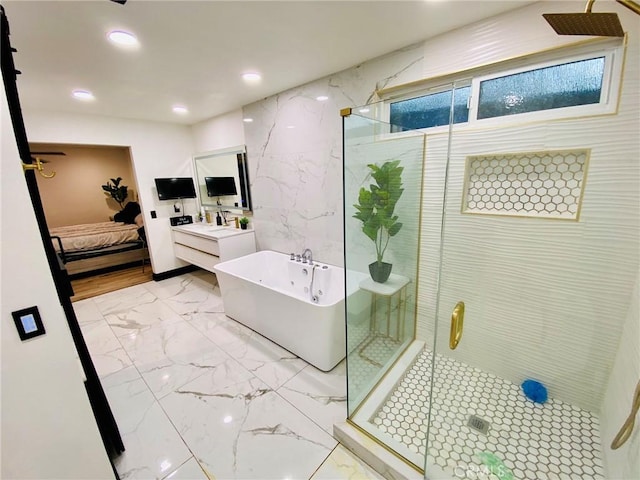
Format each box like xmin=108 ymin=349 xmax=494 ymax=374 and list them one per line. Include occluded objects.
xmin=301 ymin=248 xmax=313 ymax=264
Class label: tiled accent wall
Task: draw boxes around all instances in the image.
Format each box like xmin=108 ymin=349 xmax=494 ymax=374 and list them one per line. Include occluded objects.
xmin=600 ymin=269 xmax=640 ymax=478
xmin=242 ymin=43 xmax=425 ymax=267
xmin=417 ymin=108 xmax=639 ymax=413
xmin=415 ymin=3 xmax=639 ymax=414
xmin=463 ymin=149 xmax=588 ymax=220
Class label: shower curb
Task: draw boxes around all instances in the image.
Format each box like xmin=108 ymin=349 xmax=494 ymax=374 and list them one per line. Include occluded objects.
xmin=333 ymin=422 xmax=423 ymax=480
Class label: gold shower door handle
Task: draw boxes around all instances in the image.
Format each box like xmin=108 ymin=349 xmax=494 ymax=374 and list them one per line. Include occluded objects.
xmin=611 ymin=379 xmax=640 ymax=450
xmin=449 ymin=301 xmax=465 ymax=350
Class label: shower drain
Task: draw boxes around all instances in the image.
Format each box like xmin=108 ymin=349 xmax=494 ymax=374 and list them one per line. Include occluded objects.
xmin=467 ymin=415 xmax=490 ymax=435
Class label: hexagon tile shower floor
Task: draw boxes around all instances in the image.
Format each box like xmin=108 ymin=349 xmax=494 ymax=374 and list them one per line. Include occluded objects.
xmin=372 ymin=349 xmax=604 ymax=479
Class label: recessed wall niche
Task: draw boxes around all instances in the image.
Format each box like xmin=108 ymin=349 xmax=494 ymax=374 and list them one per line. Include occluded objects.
xmin=462 ymin=149 xmax=589 ymax=220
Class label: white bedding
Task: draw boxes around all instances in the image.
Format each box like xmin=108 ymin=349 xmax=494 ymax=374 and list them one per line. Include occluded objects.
xmin=50 ymin=221 xmax=140 ymax=252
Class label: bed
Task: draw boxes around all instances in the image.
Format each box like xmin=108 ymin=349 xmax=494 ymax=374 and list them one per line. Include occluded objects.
xmin=50 ymin=203 xmax=148 ymax=277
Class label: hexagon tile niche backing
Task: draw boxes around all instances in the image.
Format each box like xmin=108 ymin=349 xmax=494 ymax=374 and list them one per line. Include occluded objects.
xmin=462 ymin=149 xmax=590 ymax=219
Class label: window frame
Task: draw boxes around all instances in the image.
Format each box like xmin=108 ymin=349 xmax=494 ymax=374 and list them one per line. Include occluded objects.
xmin=377 ymin=38 xmax=624 ymax=134
xmin=388 ymin=82 xmax=473 ymax=132
xmin=469 ymin=48 xmax=619 ymax=127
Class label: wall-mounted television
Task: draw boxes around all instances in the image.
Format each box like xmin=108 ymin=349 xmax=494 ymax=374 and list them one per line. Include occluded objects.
xmin=205 ymin=176 xmax=238 ymax=197
xmin=154 ymin=177 xmax=197 ymax=200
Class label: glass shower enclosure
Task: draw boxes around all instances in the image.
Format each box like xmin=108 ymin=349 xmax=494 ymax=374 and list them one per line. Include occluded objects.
xmin=342 ymin=74 xmax=639 ymax=479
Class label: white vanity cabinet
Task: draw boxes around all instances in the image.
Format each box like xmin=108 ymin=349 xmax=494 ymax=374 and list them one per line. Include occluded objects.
xmin=171 ymin=224 xmax=256 ymax=272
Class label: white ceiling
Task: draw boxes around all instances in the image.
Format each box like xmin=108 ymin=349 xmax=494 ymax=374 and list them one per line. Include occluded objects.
xmin=4 ymin=0 xmax=534 ymax=125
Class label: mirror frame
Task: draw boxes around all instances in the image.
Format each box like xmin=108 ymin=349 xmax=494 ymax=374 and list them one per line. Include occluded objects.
xmin=193 ymin=145 xmax=252 ymax=213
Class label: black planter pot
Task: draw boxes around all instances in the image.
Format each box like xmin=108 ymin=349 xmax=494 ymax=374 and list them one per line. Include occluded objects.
xmin=369 ymin=261 xmax=392 ymax=283
xmin=240 ymin=223 xmax=248 ymax=230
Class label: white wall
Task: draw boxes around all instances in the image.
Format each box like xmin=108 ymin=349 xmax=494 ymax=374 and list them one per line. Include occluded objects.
xmin=600 ymin=269 xmax=640 ymax=479
xmin=191 ymin=108 xmax=245 ymax=153
xmin=1 ymin=80 xmax=113 ymax=478
xmin=23 ymin=110 xmax=195 ymax=274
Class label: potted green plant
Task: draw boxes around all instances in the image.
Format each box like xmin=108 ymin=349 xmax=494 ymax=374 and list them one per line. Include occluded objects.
xmin=353 ymin=160 xmax=404 ymax=283
xmin=101 ymin=177 xmax=128 ymax=209
xmin=239 ymin=216 xmax=250 ymax=230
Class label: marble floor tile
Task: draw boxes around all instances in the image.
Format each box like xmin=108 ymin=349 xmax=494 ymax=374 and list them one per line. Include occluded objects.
xmin=162 ymin=283 xmax=225 ymax=317
xmin=77 ymin=273 xmax=383 ymax=480
xmin=105 ymin=297 xmax=185 ymax=337
xmin=102 ymin=367 xmax=192 ymax=480
xmin=311 ymin=444 xmax=385 ymax=480
xmin=118 ymin=321 xmax=231 ymax=398
xmin=164 ymin=457 xmax=209 ymax=480
xmin=161 ymin=367 xmax=337 ymax=480
xmin=72 ymin=298 xmax=105 ymax=326
xmin=188 ymin=312 xmax=254 ymax=352
xmin=223 ymin=327 xmax=308 ymax=390
xmin=81 ymin=320 xmax=132 ymax=377
xmin=188 ymin=269 xmax=218 ymax=285
xmin=93 ymin=284 xmax=158 ymax=316
xmin=141 ymin=275 xmax=207 ymax=301
xmin=278 ymin=361 xmax=347 ymax=435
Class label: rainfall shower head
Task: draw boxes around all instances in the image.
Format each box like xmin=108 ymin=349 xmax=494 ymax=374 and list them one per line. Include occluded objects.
xmin=543 ymin=0 xmax=640 ymax=37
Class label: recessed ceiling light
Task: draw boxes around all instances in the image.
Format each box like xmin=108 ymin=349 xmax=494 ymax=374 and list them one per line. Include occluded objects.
xmin=359 ymin=108 xmax=370 ymax=113
xmin=107 ymin=30 xmax=139 ymax=47
xmin=172 ymin=105 xmax=188 ymax=114
xmin=286 ymin=125 xmax=295 ymax=129
xmin=243 ymin=118 xmax=254 ymax=123
xmin=242 ymin=72 xmax=261 ymax=83
xmin=316 ymin=95 xmax=329 ymax=102
xmin=72 ymin=89 xmax=95 ymax=101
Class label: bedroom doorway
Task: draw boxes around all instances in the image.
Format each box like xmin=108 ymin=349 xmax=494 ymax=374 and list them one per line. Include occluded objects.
xmin=28 ymin=142 xmax=151 ymax=299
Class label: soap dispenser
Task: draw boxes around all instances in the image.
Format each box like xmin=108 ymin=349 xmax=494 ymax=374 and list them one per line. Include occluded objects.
xmin=216 ymin=211 xmax=222 ymax=226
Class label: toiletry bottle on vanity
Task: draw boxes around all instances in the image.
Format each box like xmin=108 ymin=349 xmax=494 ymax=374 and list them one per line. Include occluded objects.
xmin=216 ymin=212 xmax=222 ymax=225
xmin=205 ymin=210 xmax=213 ymax=223
xmin=234 ymin=217 xmax=240 ymax=229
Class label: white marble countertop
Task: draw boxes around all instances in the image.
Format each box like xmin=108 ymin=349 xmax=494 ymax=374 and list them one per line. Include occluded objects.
xmin=172 ymin=223 xmax=253 ymax=240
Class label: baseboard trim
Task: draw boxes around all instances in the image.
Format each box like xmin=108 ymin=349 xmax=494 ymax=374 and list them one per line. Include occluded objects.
xmin=152 ymin=264 xmax=199 ymax=281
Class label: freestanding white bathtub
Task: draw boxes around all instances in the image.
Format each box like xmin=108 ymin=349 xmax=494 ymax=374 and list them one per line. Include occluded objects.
xmin=213 ymin=250 xmax=345 ymax=371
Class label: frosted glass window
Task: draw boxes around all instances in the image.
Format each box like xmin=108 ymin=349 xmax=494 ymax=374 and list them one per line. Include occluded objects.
xmin=390 ymin=86 xmax=470 ymax=130
xmin=477 ymin=57 xmax=605 ymax=119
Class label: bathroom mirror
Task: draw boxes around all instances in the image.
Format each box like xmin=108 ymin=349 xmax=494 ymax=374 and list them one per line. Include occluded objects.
xmin=193 ymin=145 xmax=252 ymax=213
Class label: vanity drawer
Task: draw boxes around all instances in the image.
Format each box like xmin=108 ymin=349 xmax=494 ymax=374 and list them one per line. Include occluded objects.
xmin=173 ymin=231 xmax=220 ymax=255
xmin=174 ymin=244 xmax=220 ymax=271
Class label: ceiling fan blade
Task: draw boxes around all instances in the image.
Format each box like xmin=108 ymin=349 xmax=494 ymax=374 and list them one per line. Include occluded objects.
xmin=30 ymin=151 xmax=66 ymax=156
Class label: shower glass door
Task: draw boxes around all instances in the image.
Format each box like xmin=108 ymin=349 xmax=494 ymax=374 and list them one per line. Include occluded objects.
xmin=343 ymin=107 xmax=425 ymax=419
xmin=424 ymin=76 xmax=636 ymax=479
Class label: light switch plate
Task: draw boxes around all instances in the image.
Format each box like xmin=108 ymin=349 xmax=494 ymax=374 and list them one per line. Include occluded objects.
xmin=12 ymin=306 xmax=46 ymax=341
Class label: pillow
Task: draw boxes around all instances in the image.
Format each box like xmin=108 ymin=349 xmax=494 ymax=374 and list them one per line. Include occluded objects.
xmin=114 ymin=201 xmax=141 ymax=224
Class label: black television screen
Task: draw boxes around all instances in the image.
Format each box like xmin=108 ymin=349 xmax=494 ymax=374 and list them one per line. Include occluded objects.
xmin=205 ymin=176 xmax=238 ymax=197
xmin=155 ymin=177 xmax=197 ymax=200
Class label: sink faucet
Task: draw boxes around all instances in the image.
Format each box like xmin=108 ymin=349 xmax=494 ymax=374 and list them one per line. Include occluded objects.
xmin=301 ymin=248 xmax=313 ymax=264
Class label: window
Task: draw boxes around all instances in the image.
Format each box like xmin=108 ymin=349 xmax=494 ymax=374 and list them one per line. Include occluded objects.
xmin=390 ymin=86 xmax=470 ymax=130
xmin=476 ymin=57 xmax=606 ymax=119
xmin=381 ymin=40 xmax=622 ymax=132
